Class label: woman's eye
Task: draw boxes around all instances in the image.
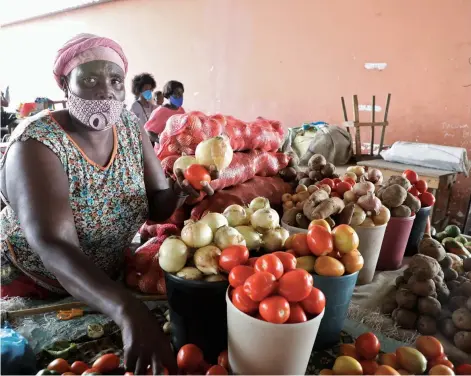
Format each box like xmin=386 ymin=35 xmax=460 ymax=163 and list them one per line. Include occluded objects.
xmin=83 ymin=77 xmax=97 ymax=85
xmin=112 ymin=78 xmax=123 ymax=85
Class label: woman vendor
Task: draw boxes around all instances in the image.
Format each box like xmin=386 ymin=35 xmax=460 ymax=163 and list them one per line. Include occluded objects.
xmin=0 ymin=34 xmax=216 ymax=375
xmin=130 ymin=73 xmax=158 ymax=127
xmin=144 ymin=80 xmax=185 ymax=143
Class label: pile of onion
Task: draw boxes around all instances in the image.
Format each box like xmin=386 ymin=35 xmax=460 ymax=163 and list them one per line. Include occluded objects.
xmin=251 ymin=208 xmax=280 ymax=233
xmin=181 ymin=222 xmax=213 ymax=248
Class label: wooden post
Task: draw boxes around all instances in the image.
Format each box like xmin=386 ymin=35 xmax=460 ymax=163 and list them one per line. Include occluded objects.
xmin=371 ymin=95 xmax=376 ymax=156
xmin=379 ymin=93 xmax=391 ymax=152
xmin=353 ymin=95 xmax=361 ymax=157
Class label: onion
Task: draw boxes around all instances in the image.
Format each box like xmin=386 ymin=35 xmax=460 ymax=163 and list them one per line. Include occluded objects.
xmin=214 ymin=226 xmax=246 ymax=249
xmin=353 ymin=182 xmax=375 ymax=196
xmin=195 ymin=136 xmax=233 ymax=170
xmin=344 ymin=172 xmax=358 ymax=182
xmin=251 ymin=208 xmax=280 ymax=233
xmin=176 ymin=267 xmax=204 ymax=280
xmin=357 ymin=192 xmax=382 ymax=216
xmin=262 ymin=227 xmax=289 ymax=252
xmin=205 ymin=275 xmax=227 ymax=282
xmin=194 ymin=245 xmax=222 ymax=275
xmin=249 ymin=197 xmax=270 ymax=212
xmin=343 ymin=190 xmax=357 ymax=204
xmin=181 ymin=222 xmax=213 ymax=248
xmin=173 ymin=156 xmax=197 ymax=175
xmin=367 ymin=168 xmax=383 ymax=184
xmin=244 ymin=207 xmax=254 ymax=225
xmin=360 ymin=217 xmax=375 ymax=227
xmin=372 ymin=205 xmax=391 ymax=225
xmin=223 ymin=205 xmax=248 ymax=227
xmin=347 ymin=165 xmax=366 ymax=177
xmin=159 ymin=236 xmax=189 ymax=272
xmin=235 ymin=225 xmax=263 ymax=251
xmin=350 ymin=204 xmax=366 ymax=226
xmin=199 ymin=212 xmax=228 ymax=233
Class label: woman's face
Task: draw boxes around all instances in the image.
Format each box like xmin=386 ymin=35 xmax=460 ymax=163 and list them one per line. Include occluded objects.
xmin=172 ymin=86 xmax=184 ymax=99
xmin=67 ymin=60 xmax=125 ymax=101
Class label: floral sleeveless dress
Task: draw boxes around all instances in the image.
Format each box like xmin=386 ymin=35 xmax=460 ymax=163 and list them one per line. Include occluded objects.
xmin=0 ymin=109 xmax=148 ymax=297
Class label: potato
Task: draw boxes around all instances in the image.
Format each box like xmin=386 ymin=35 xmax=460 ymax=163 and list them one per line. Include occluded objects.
xmin=454 ymin=331 xmax=471 ymax=353
xmin=309 ymin=170 xmax=324 ymax=182
xmin=404 ymin=192 xmax=422 ymax=213
xmin=279 ymin=166 xmax=297 ymax=181
xmin=440 ymin=308 xmax=453 ymax=320
xmin=417 ymin=315 xmax=437 ymax=335
xmin=403 ymin=268 xmax=413 ymax=282
xmin=382 ymin=184 xmax=408 ymax=208
xmin=307 ymin=185 xmax=318 ymax=194
xmin=467 ymin=297 xmax=471 ymax=311
xmin=298 ymin=178 xmax=312 ymax=188
xmin=417 ymin=296 xmax=441 ymax=318
xmin=396 ymin=288 xmax=417 ymax=309
xmin=396 ymin=276 xmax=407 ymax=288
xmin=419 ymin=238 xmax=446 ymax=262
xmin=385 ymin=175 xmax=412 ymax=191
xmin=447 ymin=280 xmax=461 ymax=292
xmin=440 ymin=318 xmax=458 ymax=339
xmin=282 ymin=208 xmax=301 ymax=227
xmin=452 ymin=308 xmax=471 ymax=330
xmin=440 ymin=255 xmax=453 ymax=269
xmin=308 ymin=154 xmax=327 ymax=171
xmin=459 ymin=281 xmax=471 ymax=297
xmin=295 ymin=213 xmax=310 ymax=229
xmin=433 ymin=274 xmax=443 ymax=285
xmin=408 ymin=276 xmax=436 ymax=297
xmin=449 ymin=296 xmax=468 ymax=312
xmin=444 ymin=267 xmax=459 ymax=282
xmin=390 ymin=205 xmax=412 ymax=218
xmin=457 ymin=276 xmax=468 ymax=284
xmin=464 ymin=258 xmax=471 ymax=272
xmin=409 ymin=254 xmax=441 ymax=281
xmin=321 ymin=163 xmax=335 ymax=177
xmin=296 ymin=184 xmax=308 ymax=193
xmin=394 ymin=309 xmax=418 ymax=329
xmin=381 ymin=292 xmax=399 ymax=315
xmin=466 ymin=271 xmax=471 ymax=280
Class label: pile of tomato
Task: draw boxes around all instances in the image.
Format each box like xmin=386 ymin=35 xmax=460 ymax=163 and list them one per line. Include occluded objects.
xmin=316 ymin=176 xmax=357 ymax=199
xmin=402 ymin=169 xmax=436 ymax=208
xmin=222 ymin=245 xmax=326 ymax=324
xmin=284 ymin=222 xmax=363 ymax=277
xmin=37 ymin=354 xmax=120 ymax=375
xmin=176 ymin=344 xmax=229 ymax=375
xmin=319 ymin=333 xmax=471 ymax=376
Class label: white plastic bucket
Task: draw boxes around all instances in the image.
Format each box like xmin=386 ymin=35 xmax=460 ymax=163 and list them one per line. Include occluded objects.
xmin=226 ymin=290 xmax=325 ymax=375
xmin=281 ymin=220 xmax=308 ymax=235
xmin=353 ymin=223 xmax=387 ymax=285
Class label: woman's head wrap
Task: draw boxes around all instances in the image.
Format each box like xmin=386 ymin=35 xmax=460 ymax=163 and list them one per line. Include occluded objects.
xmin=53 ymin=33 xmax=128 ymax=88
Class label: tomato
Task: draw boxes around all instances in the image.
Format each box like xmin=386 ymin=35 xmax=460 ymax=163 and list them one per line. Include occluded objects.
xmin=374 ymin=365 xmax=400 ymax=375
xmin=314 ymin=255 xmax=345 ymax=277
xmin=219 ymin=245 xmax=249 ymax=272
xmin=415 ymin=179 xmax=428 ymax=193
xmin=343 ymin=177 xmax=357 ymax=186
xmin=428 ymin=356 xmax=454 ymax=370
xmin=307 ymin=225 xmax=333 ymax=256
xmin=273 ymin=251 xmax=297 ymax=271
xmin=379 ymin=353 xmax=398 ymax=368
xmin=47 ymin=359 xmax=71 ymax=374
xmin=341 ymin=249 xmax=364 ymax=273
xmin=206 ymin=365 xmax=228 ymax=375
xmin=336 ymin=181 xmax=353 ymax=197
xmin=229 ymin=265 xmax=255 ymax=288
xmin=177 ymin=344 xmax=204 ymax=372
xmin=285 ymin=249 xmax=297 ymax=256
xmin=360 ymin=359 xmax=379 ymax=375
xmin=36 ymin=369 xmax=60 ymax=375
xmin=232 ymin=285 xmax=259 ymax=313
xmin=420 ymin=192 xmax=435 ymax=207
xmin=332 ymin=224 xmax=359 ymax=254
xmin=291 ymin=233 xmax=311 ymax=256
xmin=278 ymin=269 xmax=313 ymax=302
xmin=340 ymin=344 xmax=359 ymax=360
xmin=415 ymin=335 xmax=444 ymax=359
xmin=71 ymin=362 xmax=89 ymax=375
xmin=320 ymin=178 xmax=335 ymax=189
xmin=331 ymin=192 xmax=341 ymax=198
xmin=409 ymin=186 xmax=420 ymax=197
xmin=333 ymin=356 xmax=363 ymax=375
xmin=217 ymin=350 xmax=229 ymax=370
xmin=243 ymin=271 xmax=276 ymax=301
xmin=92 ymin=354 xmax=119 ymax=373
xmin=81 ymin=368 xmax=100 ymax=375
xmin=246 ymin=257 xmax=259 ymax=267
xmin=455 ymin=364 xmax=471 ymax=375
xmin=308 ymin=219 xmax=332 ymax=233
xmin=184 ymin=164 xmax=211 ymax=190
xmin=319 ymin=369 xmax=334 ymax=375
xmin=355 ymin=332 xmax=380 ymax=360
xmin=284 ymin=235 xmax=294 ymax=249
xmin=403 ymin=169 xmax=418 ymax=184
xmin=124 ymin=373 xmax=134 ymax=376
xmin=287 ymin=302 xmax=307 ymax=323
xmin=259 ymin=295 xmax=290 ymax=324
xmin=254 ymin=254 xmax=284 ymax=279
xmin=333 ymin=178 xmax=342 ymax=185
xmin=62 ymin=373 xmax=76 ymax=375
xmin=300 ymin=287 xmax=326 ymax=315
xmin=429 ymin=365 xmax=455 ymax=375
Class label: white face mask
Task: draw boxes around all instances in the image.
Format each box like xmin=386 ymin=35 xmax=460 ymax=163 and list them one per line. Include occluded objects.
xmin=67 ymin=90 xmax=124 ymax=131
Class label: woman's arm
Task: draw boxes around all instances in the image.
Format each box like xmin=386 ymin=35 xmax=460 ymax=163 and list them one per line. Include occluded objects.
xmin=3 ymin=139 xmax=176 ymax=374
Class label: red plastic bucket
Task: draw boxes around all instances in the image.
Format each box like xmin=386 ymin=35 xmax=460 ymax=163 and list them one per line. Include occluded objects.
xmin=376 ymin=215 xmax=416 ymax=270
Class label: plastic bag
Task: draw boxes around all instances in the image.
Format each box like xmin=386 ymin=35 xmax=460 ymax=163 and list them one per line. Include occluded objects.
xmin=0 ymin=323 xmax=37 ymax=375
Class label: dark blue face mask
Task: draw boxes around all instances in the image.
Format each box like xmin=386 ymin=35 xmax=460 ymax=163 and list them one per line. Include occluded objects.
xmin=170 ymin=95 xmax=183 ymax=107
xmin=142 ymin=90 xmax=153 ymax=101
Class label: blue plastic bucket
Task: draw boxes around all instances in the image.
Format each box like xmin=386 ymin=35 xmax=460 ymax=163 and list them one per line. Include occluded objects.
xmin=405 ymin=206 xmax=432 ymax=256
xmin=312 ymin=271 xmax=358 ymax=349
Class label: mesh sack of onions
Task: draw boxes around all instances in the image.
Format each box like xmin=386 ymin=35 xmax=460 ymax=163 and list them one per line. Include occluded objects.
xmin=190 ymin=176 xmax=292 ymax=220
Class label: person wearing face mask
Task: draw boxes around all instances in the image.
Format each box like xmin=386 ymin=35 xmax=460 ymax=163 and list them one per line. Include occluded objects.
xmin=0 ymin=34 xmax=218 ymax=375
xmin=144 ymin=80 xmax=185 ymax=144
xmin=154 ymin=90 xmax=164 ymax=106
xmin=130 ymin=73 xmax=157 ymax=127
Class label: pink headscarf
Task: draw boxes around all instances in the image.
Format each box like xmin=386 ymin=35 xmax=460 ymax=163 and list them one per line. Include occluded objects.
xmin=53 ymin=33 xmax=128 ymax=88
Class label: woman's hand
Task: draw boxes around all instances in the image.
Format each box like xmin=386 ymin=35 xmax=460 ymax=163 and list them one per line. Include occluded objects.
xmin=120 ymin=302 xmax=177 ymax=375
xmin=172 ymin=166 xmax=219 ymax=197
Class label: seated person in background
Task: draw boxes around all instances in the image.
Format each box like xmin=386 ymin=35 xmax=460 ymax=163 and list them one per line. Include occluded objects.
xmin=130 ymin=73 xmax=157 ymax=127
xmin=154 ymin=90 xmax=164 ymax=106
xmin=144 ymin=80 xmax=185 ymax=144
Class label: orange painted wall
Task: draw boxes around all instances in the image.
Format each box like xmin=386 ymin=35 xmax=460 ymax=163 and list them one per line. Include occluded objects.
xmin=1 ymin=0 xmax=470 ymax=225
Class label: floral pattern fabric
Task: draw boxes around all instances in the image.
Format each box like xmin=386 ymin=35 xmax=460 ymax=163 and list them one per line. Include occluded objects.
xmin=1 ymin=109 xmax=148 ymax=294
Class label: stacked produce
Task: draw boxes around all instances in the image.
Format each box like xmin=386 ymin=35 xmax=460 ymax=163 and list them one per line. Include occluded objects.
xmin=376 ymin=175 xmax=421 ymax=218
xmin=434 ymin=225 xmax=471 ymax=257
xmin=381 ymin=235 xmax=471 ymax=353
xmin=403 ymin=169 xmax=436 ymax=208
xmin=176 ymin=344 xmax=229 ymax=375
xmin=320 ymin=332 xmax=470 ymax=375
xmin=37 ymin=353 xmax=121 ymax=375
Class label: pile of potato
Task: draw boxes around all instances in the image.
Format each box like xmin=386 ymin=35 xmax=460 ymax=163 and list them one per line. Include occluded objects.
xmin=376 ymin=175 xmax=422 ymax=218
xmin=295 ymin=154 xmax=338 ymax=186
xmin=381 ymin=236 xmax=471 ymax=353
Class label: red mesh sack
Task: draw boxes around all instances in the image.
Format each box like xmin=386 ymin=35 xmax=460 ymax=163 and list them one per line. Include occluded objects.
xmin=190 ymin=176 xmax=292 ymax=220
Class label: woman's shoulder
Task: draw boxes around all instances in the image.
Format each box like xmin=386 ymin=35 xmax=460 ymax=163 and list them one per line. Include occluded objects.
xmin=10 ymin=110 xmax=63 ymax=142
